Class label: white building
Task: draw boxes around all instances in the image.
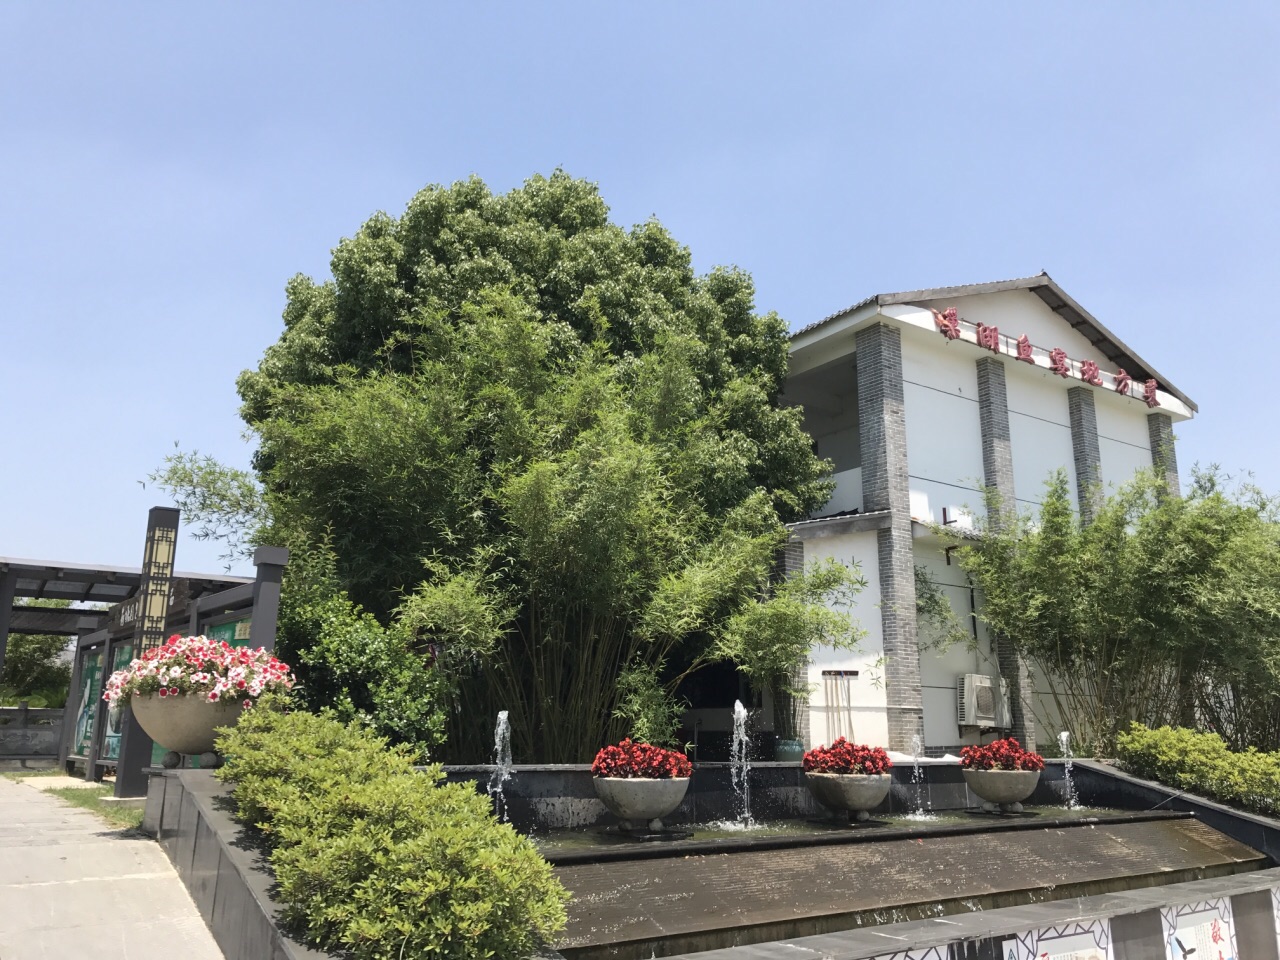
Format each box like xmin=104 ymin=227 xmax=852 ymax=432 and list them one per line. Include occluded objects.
xmin=780 ymin=273 xmax=1195 ymax=754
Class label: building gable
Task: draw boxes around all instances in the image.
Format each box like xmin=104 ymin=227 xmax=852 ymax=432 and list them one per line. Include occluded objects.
xmin=794 ymin=273 xmax=1196 ymax=414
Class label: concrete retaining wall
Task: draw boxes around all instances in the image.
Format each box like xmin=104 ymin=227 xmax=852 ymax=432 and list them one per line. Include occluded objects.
xmin=0 ymin=704 xmax=63 ymax=760
xmin=144 ymin=769 xmax=331 ymax=960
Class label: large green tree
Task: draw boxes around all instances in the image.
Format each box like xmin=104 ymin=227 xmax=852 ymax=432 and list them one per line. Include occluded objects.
xmin=951 ymin=469 xmax=1280 ymax=753
xmin=1 ymin=599 xmax=74 ymax=707
xmin=162 ymin=172 xmax=857 ymax=762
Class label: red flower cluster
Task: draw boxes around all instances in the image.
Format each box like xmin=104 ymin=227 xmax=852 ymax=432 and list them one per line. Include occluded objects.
xmin=591 ymin=738 xmax=692 ymax=779
xmin=959 ymin=737 xmax=1045 ymax=771
xmin=802 ymin=737 xmax=892 ymax=775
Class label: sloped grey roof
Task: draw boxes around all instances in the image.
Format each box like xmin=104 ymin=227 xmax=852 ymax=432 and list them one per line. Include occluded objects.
xmin=793 ymin=272 xmax=1196 ymax=412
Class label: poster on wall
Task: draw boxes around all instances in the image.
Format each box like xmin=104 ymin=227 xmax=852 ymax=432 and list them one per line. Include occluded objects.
xmin=1002 ymin=920 xmax=1114 ymax=960
xmin=206 ymin=617 xmax=251 ymax=647
xmin=72 ymin=648 xmax=104 ymax=759
xmin=100 ymin=642 xmax=133 ymax=762
xmin=1161 ymin=899 xmax=1237 ymax=960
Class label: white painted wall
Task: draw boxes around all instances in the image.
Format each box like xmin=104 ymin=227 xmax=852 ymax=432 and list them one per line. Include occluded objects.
xmin=800 ymin=530 xmax=888 ymax=748
xmin=1029 ymin=671 xmax=1075 ymax=748
xmin=901 ymin=330 xmax=986 ymax=525
xmin=806 ymin=400 xmax=860 ymax=473
xmin=1003 ymin=361 xmax=1079 ymax=508
xmin=823 ymin=467 xmax=863 ymax=513
xmin=1095 ymin=391 xmax=1157 ymax=492
xmin=914 ymin=541 xmax=1001 ymax=751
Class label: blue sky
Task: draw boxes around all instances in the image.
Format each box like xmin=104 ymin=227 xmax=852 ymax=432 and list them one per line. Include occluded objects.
xmin=2 ymin=4 xmax=1277 ymax=576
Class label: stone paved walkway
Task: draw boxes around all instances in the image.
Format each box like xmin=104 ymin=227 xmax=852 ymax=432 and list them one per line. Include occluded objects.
xmin=0 ymin=776 xmax=223 ymax=960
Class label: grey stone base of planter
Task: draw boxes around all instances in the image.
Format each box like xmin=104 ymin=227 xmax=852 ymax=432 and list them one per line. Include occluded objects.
xmin=962 ymin=768 xmax=1041 ymax=813
xmin=593 ymin=776 xmax=690 ymax=831
xmin=132 ymin=694 xmax=244 ymax=756
xmin=805 ymin=773 xmax=892 ymax=821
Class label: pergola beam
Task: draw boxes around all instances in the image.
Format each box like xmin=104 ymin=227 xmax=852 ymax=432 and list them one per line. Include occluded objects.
xmin=8 ymin=606 xmax=108 ymax=636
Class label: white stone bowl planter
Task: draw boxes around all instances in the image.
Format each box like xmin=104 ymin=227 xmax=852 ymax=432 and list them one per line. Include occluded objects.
xmin=962 ymin=768 xmax=1040 ymax=813
xmin=805 ymin=772 xmax=892 ymax=821
xmin=131 ymin=694 xmax=245 ymax=757
xmin=593 ymin=776 xmax=690 ymax=831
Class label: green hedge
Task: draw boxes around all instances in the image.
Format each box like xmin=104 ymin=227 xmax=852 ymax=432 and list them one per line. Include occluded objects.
xmin=216 ymin=703 xmax=569 ymax=959
xmin=1115 ymin=723 xmax=1280 ymax=817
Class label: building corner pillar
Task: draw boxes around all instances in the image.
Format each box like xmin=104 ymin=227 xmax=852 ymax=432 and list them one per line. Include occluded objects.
xmin=1147 ymin=412 xmax=1180 ymax=496
xmin=1067 ymin=387 xmax=1102 ymax=525
xmin=855 ymin=322 xmax=923 ymax=752
xmin=976 ymin=358 xmax=1035 ymax=751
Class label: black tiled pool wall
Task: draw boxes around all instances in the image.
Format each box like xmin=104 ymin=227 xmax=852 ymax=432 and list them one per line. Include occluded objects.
xmin=440 ymin=758 xmax=1078 ymax=831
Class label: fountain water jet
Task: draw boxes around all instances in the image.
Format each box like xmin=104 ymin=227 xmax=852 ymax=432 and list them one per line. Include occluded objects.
xmin=906 ymin=733 xmax=937 ymax=820
xmin=1058 ymin=730 xmax=1079 ymax=809
xmin=487 ymin=710 xmax=514 ymax=822
xmin=731 ymin=700 xmax=753 ymax=826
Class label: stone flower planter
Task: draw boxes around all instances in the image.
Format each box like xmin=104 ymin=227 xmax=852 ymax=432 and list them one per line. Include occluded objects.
xmin=805 ymin=772 xmax=892 ymax=821
xmin=962 ymin=768 xmax=1040 ymax=813
xmin=131 ymin=694 xmax=244 ymax=758
xmin=593 ymin=776 xmax=690 ymax=831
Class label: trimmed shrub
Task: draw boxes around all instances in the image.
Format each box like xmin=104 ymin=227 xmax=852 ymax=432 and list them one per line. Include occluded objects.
xmin=216 ymin=704 xmax=569 ymax=959
xmin=1116 ymin=723 xmax=1280 ymax=817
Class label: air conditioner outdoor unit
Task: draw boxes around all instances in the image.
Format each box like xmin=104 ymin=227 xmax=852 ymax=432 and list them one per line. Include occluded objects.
xmin=956 ymin=673 xmax=1011 ymax=730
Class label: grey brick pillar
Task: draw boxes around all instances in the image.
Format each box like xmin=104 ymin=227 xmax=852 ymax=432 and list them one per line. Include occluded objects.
xmin=1067 ymin=387 xmax=1102 ymax=525
xmin=1147 ymin=413 xmax=1181 ymax=496
xmin=855 ymin=323 xmax=924 ymax=751
xmin=976 ymin=358 xmax=1036 ymax=751
xmin=976 ymin=358 xmax=1016 ymax=508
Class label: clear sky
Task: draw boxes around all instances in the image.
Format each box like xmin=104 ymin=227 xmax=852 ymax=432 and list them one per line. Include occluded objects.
xmin=2 ymin=3 xmax=1277 ymax=576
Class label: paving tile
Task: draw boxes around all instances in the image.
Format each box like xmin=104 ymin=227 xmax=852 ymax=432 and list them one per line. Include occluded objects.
xmin=0 ymin=777 xmax=223 ymax=959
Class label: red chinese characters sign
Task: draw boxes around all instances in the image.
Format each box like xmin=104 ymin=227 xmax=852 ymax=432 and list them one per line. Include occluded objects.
xmin=930 ymin=305 xmax=1161 ymax=408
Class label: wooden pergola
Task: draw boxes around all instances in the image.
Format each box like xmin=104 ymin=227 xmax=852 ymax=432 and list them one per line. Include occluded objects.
xmin=0 ymin=556 xmax=250 ymax=675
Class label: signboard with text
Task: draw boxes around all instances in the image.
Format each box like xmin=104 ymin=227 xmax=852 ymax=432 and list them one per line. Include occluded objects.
xmin=206 ymin=617 xmax=251 ymax=646
xmin=930 ymin=306 xmax=1163 ymax=408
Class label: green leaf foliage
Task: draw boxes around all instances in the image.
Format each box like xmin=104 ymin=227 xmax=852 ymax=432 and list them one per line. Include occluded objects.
xmin=1117 ymin=723 xmax=1280 ymax=817
xmin=613 ymin=660 xmax=686 ymax=749
xmin=216 ymin=703 xmax=569 ymax=959
xmin=951 ymin=468 xmax=1280 ymax=753
xmin=1 ymin=599 xmax=73 ymax=707
xmin=214 ymin=171 xmax=849 ymax=761
xmin=149 ymin=448 xmax=269 ymax=566
xmin=714 ymin=557 xmax=866 ymax=695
